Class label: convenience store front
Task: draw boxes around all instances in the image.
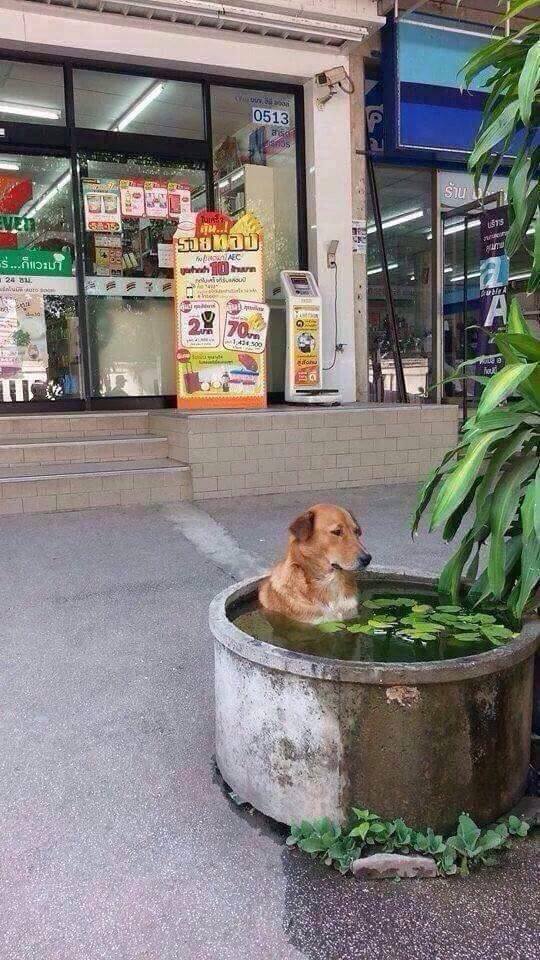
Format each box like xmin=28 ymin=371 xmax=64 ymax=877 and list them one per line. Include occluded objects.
xmin=0 ymin=57 xmax=303 ymax=411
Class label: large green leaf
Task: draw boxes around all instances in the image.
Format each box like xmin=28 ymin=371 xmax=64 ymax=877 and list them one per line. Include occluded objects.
xmin=506 ymin=297 xmax=532 ymax=337
xmin=468 ymin=535 xmax=523 ymax=607
xmin=438 ymin=533 xmax=475 ymax=603
xmin=476 ymin=362 xmax=538 ymax=417
xmin=429 ymin=427 xmax=516 ymax=531
xmin=471 ymin=426 xmax=535 ymax=540
xmin=487 ymin=456 xmax=538 ymax=598
xmin=518 ymin=39 xmax=540 ymax=124
xmin=469 ymin=101 xmax=520 ymax=171
xmin=503 ymin=334 xmax=540 ymax=362
xmin=535 ymin=466 xmax=540 ymax=542
xmin=513 ymin=480 xmax=540 ymax=618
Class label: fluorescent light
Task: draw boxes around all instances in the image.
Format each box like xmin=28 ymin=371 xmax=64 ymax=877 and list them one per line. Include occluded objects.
xmin=444 ymin=217 xmax=481 ymax=236
xmin=409 ymin=275 xmax=416 ymax=281
xmin=444 ymin=266 xmax=453 ymax=273
xmin=0 ymin=160 xmax=20 ymax=171
xmin=25 ymin=171 xmax=71 ymax=219
xmin=509 ymin=271 xmax=531 ymax=282
xmin=114 ymin=81 xmax=164 ymax=132
xmin=230 ymin=170 xmax=244 ymax=183
xmin=367 ymin=262 xmax=398 ymax=276
xmin=450 ymin=270 xmax=481 ymax=283
xmin=218 ymin=177 xmax=230 ymax=189
xmin=367 ymin=209 xmax=423 ymax=235
xmin=0 ymin=102 xmax=60 ymax=121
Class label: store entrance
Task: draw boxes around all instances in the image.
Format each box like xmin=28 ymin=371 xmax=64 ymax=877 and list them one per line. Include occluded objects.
xmin=79 ymin=153 xmax=207 ymax=404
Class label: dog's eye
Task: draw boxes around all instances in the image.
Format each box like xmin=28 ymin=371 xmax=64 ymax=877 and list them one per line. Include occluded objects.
xmin=355 ymin=527 xmax=362 ymax=537
xmin=331 ymin=527 xmax=343 ymax=536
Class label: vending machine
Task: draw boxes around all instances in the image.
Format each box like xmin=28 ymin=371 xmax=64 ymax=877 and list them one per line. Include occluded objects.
xmin=280 ymin=270 xmax=341 ymax=405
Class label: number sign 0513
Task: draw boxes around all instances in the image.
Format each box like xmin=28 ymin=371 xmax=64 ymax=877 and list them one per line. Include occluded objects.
xmin=251 ymin=107 xmax=290 ymax=127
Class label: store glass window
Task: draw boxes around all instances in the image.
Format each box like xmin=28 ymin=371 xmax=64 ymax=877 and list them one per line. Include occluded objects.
xmin=0 ymin=154 xmax=80 ymax=401
xmin=73 ymin=70 xmax=204 ymax=139
xmin=0 ymin=60 xmax=65 ymax=126
xmin=80 ymin=154 xmax=206 ymax=397
xmin=210 ymin=85 xmax=299 ymax=301
xmin=367 ymin=165 xmax=433 ymax=402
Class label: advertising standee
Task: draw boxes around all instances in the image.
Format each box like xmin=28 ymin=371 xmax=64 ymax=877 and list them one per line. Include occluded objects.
xmin=173 ymin=211 xmax=269 ymax=408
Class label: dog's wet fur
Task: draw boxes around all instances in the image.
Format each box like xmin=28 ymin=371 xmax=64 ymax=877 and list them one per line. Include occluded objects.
xmin=259 ymin=503 xmax=371 ymax=624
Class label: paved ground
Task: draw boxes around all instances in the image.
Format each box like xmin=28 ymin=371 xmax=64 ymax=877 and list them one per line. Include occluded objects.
xmin=0 ymin=483 xmax=537 ymax=960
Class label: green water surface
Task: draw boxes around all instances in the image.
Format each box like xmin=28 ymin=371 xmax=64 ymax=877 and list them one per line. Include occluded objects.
xmin=232 ymin=589 xmax=518 ymax=663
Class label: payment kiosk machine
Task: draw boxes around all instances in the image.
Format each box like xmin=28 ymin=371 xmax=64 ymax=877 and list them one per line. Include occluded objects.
xmin=280 ymin=270 xmax=342 ymax=405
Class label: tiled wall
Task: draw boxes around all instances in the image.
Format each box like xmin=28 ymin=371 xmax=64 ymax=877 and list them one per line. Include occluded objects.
xmin=150 ymin=405 xmax=459 ymax=500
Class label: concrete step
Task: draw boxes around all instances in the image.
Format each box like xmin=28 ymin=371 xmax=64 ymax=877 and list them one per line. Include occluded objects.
xmin=0 ymin=434 xmax=168 ymax=467
xmin=0 ymin=459 xmax=192 ymax=515
xmin=0 ymin=411 xmax=149 ymax=442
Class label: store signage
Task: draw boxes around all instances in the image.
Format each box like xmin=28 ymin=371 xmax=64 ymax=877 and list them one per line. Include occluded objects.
xmin=0 ymin=214 xmax=35 ymax=233
xmin=0 ymin=275 xmax=76 ymax=295
xmin=251 ymin=107 xmax=290 ymax=127
xmin=438 ymin=172 xmax=507 ymax=209
xmin=475 ymin=207 xmax=508 ymax=385
xmin=0 ymin=248 xmax=72 ymax=277
xmin=173 ymin=210 xmax=269 ymax=409
xmin=83 ymin=177 xmax=192 ymax=232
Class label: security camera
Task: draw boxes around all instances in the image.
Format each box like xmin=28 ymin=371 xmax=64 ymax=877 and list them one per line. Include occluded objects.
xmin=315 ymin=66 xmax=355 ymax=109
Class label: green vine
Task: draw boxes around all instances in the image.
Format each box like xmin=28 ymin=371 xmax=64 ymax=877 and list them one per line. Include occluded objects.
xmin=287 ymin=808 xmax=531 ymax=877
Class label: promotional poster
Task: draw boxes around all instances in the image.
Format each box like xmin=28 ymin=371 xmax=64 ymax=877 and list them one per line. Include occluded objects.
xmin=173 ymin=210 xmax=269 ymax=409
xmin=476 ymin=207 xmax=509 ymax=383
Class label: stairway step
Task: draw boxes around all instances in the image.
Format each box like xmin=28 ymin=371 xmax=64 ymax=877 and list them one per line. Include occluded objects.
xmin=0 ymin=459 xmax=192 ymax=515
xmin=0 ymin=411 xmax=149 ymax=442
xmin=0 ymin=434 xmax=168 ymax=467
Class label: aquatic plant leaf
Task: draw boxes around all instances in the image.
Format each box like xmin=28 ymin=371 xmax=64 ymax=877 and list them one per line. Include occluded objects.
xmin=346 ymin=623 xmax=376 ymax=634
xmin=318 ymin=621 xmax=343 ymax=633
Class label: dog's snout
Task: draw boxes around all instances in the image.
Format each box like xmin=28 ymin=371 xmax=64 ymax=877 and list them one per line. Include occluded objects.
xmin=359 ymin=552 xmax=372 ymax=568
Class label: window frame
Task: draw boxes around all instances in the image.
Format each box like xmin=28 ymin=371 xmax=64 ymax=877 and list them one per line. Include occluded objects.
xmin=0 ymin=49 xmax=308 ymax=409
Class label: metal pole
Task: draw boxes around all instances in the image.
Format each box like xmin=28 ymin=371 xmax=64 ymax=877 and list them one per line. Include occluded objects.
xmin=363 ymin=145 xmax=408 ymax=404
xmin=462 ymin=214 xmax=469 ymax=421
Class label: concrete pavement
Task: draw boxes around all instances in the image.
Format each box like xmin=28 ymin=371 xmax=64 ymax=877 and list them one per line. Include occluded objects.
xmin=0 ymin=484 xmax=537 ymax=960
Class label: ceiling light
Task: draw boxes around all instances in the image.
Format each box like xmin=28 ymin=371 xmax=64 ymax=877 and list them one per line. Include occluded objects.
xmin=450 ymin=270 xmax=481 ymax=283
xmin=367 ymin=209 xmax=423 ymax=235
xmin=0 ymin=102 xmax=61 ymax=121
xmin=444 ymin=266 xmax=453 ymax=273
xmin=444 ymin=218 xmax=481 ymax=236
xmin=509 ymin=271 xmax=531 ymax=282
xmin=114 ymin=81 xmax=165 ymax=132
xmin=0 ymin=160 xmax=20 ymax=171
xmin=25 ymin=171 xmax=71 ymax=219
xmin=367 ymin=262 xmax=398 ymax=276
xmin=409 ymin=275 xmax=416 ymax=281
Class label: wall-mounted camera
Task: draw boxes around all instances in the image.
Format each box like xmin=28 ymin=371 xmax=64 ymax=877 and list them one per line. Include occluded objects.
xmin=315 ymin=66 xmax=355 ymax=110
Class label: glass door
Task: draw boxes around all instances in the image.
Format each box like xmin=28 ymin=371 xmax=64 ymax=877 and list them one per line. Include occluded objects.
xmin=0 ymin=153 xmax=81 ymax=404
xmin=79 ymin=153 xmax=207 ymax=399
xmin=441 ymin=207 xmax=483 ymax=414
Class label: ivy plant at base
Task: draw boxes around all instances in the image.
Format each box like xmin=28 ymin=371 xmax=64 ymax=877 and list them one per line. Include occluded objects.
xmin=286 ymin=808 xmax=531 ymax=877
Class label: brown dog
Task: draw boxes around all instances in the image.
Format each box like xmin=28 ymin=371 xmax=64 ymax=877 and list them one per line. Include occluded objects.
xmin=259 ymin=503 xmax=371 ymax=624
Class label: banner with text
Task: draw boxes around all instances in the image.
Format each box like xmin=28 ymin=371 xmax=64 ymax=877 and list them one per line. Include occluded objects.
xmin=173 ymin=211 xmax=269 ymax=409
xmin=476 ymin=207 xmax=508 ymax=385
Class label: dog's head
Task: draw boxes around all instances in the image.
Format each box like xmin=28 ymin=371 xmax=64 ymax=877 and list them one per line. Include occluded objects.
xmin=288 ymin=503 xmax=371 ymax=574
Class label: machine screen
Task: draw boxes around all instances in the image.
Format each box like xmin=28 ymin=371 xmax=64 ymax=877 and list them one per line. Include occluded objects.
xmin=289 ymin=273 xmax=314 ymax=296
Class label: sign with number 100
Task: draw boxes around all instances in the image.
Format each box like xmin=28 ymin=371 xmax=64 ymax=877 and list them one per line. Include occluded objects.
xmin=252 ymin=107 xmax=290 ymax=127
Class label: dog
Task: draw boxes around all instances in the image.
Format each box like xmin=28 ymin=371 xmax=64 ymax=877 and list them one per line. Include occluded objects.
xmin=259 ymin=503 xmax=371 ymax=624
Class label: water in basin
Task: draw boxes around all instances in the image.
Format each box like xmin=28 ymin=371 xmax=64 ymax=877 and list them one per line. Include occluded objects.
xmin=231 ymin=588 xmax=518 ymax=663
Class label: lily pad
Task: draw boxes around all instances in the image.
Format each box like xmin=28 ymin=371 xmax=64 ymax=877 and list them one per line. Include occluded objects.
xmin=318 ymin=621 xmax=343 ymax=633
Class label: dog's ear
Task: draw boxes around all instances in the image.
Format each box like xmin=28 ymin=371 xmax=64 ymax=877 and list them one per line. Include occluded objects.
xmin=289 ymin=510 xmax=315 ymax=542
